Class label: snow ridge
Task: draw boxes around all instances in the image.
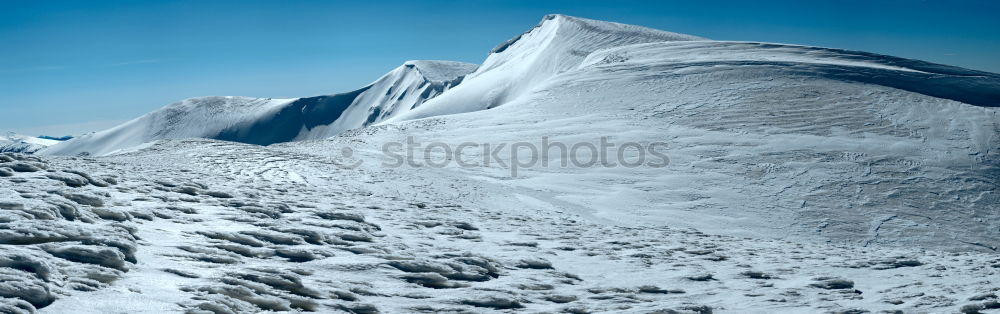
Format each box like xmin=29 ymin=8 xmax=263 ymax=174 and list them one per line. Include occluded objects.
xmin=294 ymin=60 xmax=477 ymax=140
xmin=582 ymin=41 xmax=1000 ymax=107
xmin=40 ymin=97 xmax=299 ymax=156
xmin=389 ymin=14 xmax=705 ymax=121
xmin=41 ymin=60 xmax=477 ymax=156
xmin=403 ymin=60 xmax=478 ymax=82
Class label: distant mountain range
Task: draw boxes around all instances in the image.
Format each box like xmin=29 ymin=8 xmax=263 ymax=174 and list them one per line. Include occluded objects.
xmin=0 ymin=132 xmax=68 ymax=153
xmin=41 ymin=61 xmax=476 ymax=156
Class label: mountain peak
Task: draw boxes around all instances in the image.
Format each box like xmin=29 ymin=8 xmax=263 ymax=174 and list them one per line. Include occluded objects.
xmin=394 ymin=14 xmax=705 ymax=122
xmin=492 ymin=14 xmax=703 ymax=54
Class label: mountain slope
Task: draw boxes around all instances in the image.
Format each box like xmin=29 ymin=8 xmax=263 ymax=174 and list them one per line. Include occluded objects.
xmin=389 ymin=15 xmax=999 ymax=124
xmin=35 ymin=14 xmax=1000 ymax=248
xmin=41 ymin=60 xmax=476 ymax=156
xmin=40 ymin=96 xmax=298 ymax=156
xmin=388 ymin=14 xmax=705 ymax=122
xmin=580 ymin=41 xmax=1000 ymax=107
xmin=293 ymin=60 xmax=477 ymax=141
xmin=287 ymin=25 xmax=1000 ymax=250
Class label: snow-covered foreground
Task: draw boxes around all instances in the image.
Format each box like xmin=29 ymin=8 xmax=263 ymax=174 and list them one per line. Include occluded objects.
xmin=2 ymin=144 xmax=999 ymax=313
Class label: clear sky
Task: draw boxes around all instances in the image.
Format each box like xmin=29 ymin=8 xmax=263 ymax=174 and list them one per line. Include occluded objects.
xmin=2 ymin=0 xmax=998 ymax=136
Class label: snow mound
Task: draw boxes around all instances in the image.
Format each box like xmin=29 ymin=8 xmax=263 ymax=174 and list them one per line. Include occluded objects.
xmin=41 ymin=60 xmax=477 ymax=156
xmin=40 ymin=97 xmax=298 ymax=156
xmin=388 ymin=14 xmax=704 ymax=121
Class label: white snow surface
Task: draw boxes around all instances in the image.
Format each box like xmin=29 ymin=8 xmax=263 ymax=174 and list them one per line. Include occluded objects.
xmin=6 ymin=13 xmax=1000 ymax=314
xmin=3 ymin=138 xmax=998 ymax=313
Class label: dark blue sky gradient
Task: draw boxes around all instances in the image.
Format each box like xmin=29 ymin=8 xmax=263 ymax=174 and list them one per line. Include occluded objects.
xmin=2 ymin=0 xmax=998 ymax=134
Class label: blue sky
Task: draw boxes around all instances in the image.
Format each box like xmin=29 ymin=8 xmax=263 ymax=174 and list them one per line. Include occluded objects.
xmin=2 ymin=0 xmax=999 ymax=135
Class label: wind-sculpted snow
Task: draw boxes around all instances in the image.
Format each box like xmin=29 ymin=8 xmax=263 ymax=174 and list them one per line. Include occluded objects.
xmin=41 ymin=60 xmax=477 ymax=157
xmin=11 ymin=140 xmax=999 ymax=313
xmin=0 ymin=153 xmax=135 ymax=312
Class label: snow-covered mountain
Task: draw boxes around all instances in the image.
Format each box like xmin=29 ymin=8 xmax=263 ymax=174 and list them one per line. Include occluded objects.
xmin=7 ymin=13 xmax=1000 ymax=314
xmin=391 ymin=14 xmax=997 ymax=123
xmin=293 ymin=14 xmax=999 ymax=250
xmin=36 ymin=14 xmax=1000 ymax=249
xmin=36 ymin=12 xmax=1000 ymax=247
xmin=41 ymin=60 xmax=476 ymax=156
xmin=43 ymin=14 xmax=1000 ymax=158
xmin=0 ymin=132 xmax=61 ymax=153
